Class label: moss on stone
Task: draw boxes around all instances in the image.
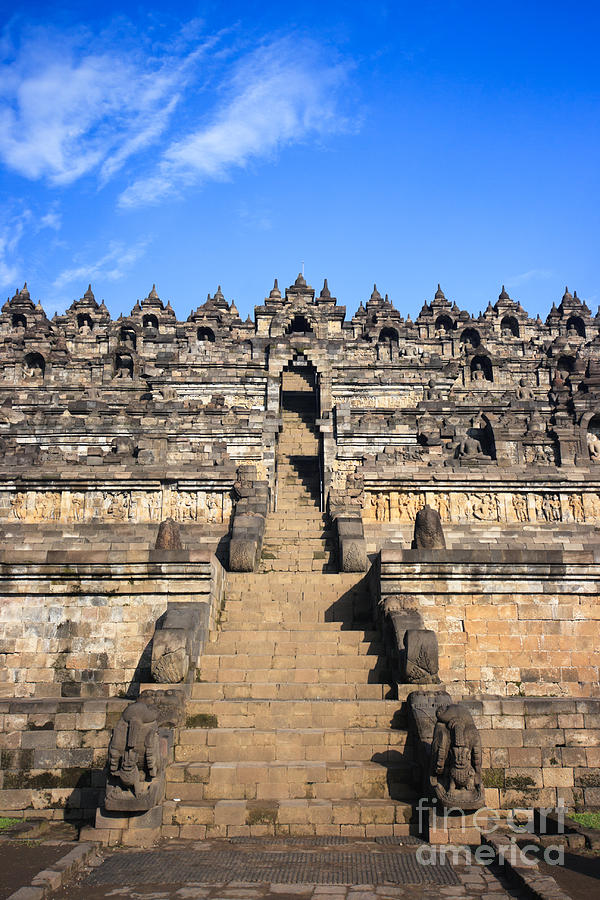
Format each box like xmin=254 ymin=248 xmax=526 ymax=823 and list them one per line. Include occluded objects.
xmin=1 ymin=749 xmax=34 ymax=771
xmin=186 ymin=713 xmax=217 ymax=728
xmin=576 ymin=773 xmax=600 ymax=787
xmin=482 ymin=768 xmax=505 ymax=789
xmin=3 ymin=767 xmax=91 ymax=789
xmin=246 ymin=806 xmax=278 ymax=826
xmin=505 ymin=774 xmax=537 ymax=791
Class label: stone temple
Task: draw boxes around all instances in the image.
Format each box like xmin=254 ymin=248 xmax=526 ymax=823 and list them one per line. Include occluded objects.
xmin=0 ymin=274 xmax=599 ymax=844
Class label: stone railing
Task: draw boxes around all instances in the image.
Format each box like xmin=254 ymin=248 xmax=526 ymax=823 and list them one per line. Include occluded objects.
xmin=228 ymin=466 xmax=270 ymax=572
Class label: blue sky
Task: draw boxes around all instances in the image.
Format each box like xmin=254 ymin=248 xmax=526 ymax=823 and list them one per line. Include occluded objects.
xmin=0 ymin=1 xmax=598 ymax=321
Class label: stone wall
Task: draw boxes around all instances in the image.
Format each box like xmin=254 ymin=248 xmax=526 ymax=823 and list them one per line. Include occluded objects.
xmin=0 ymin=550 xmax=224 ymax=698
xmin=465 ymin=696 xmax=600 ymax=814
xmin=3 ymin=693 xmax=598 ymax=824
xmin=0 ymin=696 xmax=128 ymax=821
xmin=379 ymin=549 xmax=600 ymax=696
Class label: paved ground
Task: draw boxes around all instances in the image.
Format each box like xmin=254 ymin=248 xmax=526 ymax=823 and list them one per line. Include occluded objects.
xmin=53 ymin=839 xmax=528 ymax=900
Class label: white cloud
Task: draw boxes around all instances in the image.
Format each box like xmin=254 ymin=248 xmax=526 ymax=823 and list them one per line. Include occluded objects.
xmin=53 ymin=238 xmax=150 ymax=290
xmin=119 ymin=38 xmax=352 ymax=208
xmin=505 ymin=269 xmax=553 ymax=288
xmin=0 ymin=31 xmax=206 ymax=186
xmin=0 ymin=231 xmax=19 ymax=289
xmin=38 ymin=210 xmax=61 ymax=231
xmin=0 ymin=208 xmax=34 ymax=290
xmin=0 ymin=27 xmax=354 ymax=208
xmin=0 ymin=203 xmax=63 ymax=290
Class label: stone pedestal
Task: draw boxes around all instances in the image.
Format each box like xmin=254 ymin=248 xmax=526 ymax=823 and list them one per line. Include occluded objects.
xmin=80 ymin=804 xmax=163 ymax=847
xmin=424 ymin=807 xmax=489 ymax=845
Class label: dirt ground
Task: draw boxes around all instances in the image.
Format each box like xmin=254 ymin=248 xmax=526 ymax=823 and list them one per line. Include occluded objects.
xmin=0 ymin=840 xmax=69 ymax=900
xmin=538 ymin=848 xmax=600 ymax=900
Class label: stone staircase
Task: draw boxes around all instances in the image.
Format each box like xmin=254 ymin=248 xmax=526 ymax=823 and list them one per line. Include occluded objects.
xmin=260 ymin=392 xmax=336 ymax=574
xmin=165 ymin=572 xmax=416 ymax=838
xmin=163 ymin=386 xmax=416 ymax=838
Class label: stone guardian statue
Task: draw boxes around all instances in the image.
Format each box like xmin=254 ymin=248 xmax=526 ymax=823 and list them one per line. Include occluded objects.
xmin=430 ymin=703 xmax=484 ymax=809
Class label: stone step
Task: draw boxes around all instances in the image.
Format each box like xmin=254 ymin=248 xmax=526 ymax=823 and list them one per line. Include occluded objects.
xmin=222 ymin=576 xmax=370 ymax=614
xmin=267 ymin=509 xmax=328 ymax=524
xmin=257 ymin=562 xmax=338 ymax=574
xmin=199 ymin=652 xmax=386 ymax=673
xmin=183 ymin=699 xmax=398 ymax=729
xmin=220 ymin=597 xmax=368 ymax=610
xmin=265 ymin=509 xmax=326 ymax=519
xmin=166 ymin=760 xmax=414 ymax=802
xmin=222 ymin=592 xmax=369 ymax=604
xmin=221 ymin=594 xmax=363 ymax=606
xmin=277 ymin=458 xmax=319 ymax=465
xmin=191 ymin=682 xmax=391 ymax=701
xmin=221 ymin=588 xmax=369 ymax=602
xmin=276 ymin=467 xmax=320 ymax=474
xmin=274 ymin=499 xmax=321 ymax=508
xmin=210 ymin=623 xmax=378 ymax=636
xmin=222 ymin=584 xmax=367 ymax=597
xmin=261 ymin=539 xmax=332 ymax=548
xmin=263 ymin=530 xmax=335 ymax=550
xmin=263 ymin=518 xmax=329 ymax=528
xmin=276 ymin=485 xmax=320 ymax=493
xmin=221 ymin=609 xmax=372 ymax=626
xmin=204 ymin=634 xmax=382 ymax=654
xmin=263 ymin=527 xmax=329 ymax=535
xmin=162 ymin=798 xmax=414 ymax=837
xmin=264 ymin=513 xmax=328 ymax=522
xmin=258 ymin=556 xmax=335 ymax=567
xmin=272 ymin=502 xmax=322 ymax=511
xmin=224 ymin=574 xmax=363 ymax=587
xmin=175 ymin=727 xmax=408 ymax=764
xmin=277 ymin=445 xmax=319 ymax=453
xmin=198 ymin=666 xmax=389 ymax=686
xmin=259 ymin=551 xmax=335 ymax=563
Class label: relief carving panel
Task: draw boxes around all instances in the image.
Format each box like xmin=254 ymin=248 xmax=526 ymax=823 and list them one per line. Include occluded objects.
xmin=5 ymin=488 xmax=231 ymax=524
xmin=362 ymin=490 xmax=598 ymax=525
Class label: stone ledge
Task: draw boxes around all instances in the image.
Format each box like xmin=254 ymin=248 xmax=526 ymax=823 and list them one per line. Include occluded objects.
xmin=381 ymin=547 xmax=598 ymax=565
xmin=5 ymin=842 xmax=98 ymax=900
xmin=484 ymin=833 xmax=571 ymax=900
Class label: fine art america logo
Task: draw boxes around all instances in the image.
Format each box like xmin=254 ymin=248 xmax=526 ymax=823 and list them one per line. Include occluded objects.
xmin=415 ymin=798 xmax=567 ymax=867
